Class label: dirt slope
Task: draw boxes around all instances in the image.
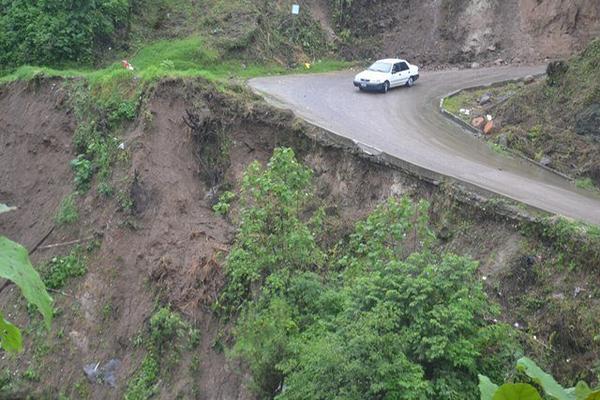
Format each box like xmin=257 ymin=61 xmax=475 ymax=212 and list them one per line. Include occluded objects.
xmin=333 ymin=0 xmax=600 ymax=65
xmin=1 ymin=78 xmax=598 ymax=397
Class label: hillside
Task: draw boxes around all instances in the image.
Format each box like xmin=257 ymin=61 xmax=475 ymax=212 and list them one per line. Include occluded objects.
xmin=1 ymin=1 xmax=600 ymax=399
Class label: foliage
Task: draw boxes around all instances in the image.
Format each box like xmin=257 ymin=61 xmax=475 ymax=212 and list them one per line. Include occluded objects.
xmin=224 ymin=149 xmax=518 ymax=399
xmin=219 ymin=147 xmax=324 ymax=312
xmin=492 ymin=384 xmax=542 ymax=400
xmin=0 ymin=234 xmax=53 ymax=353
xmin=479 ymin=357 xmax=600 ymax=400
xmin=575 ymin=178 xmax=596 ymax=191
xmin=0 ymin=0 xmax=129 ymax=67
xmin=124 ymin=307 xmax=199 ymax=399
xmin=213 ymin=191 xmax=236 ymax=216
xmin=39 ymin=246 xmax=87 ymax=290
xmin=54 ymin=193 xmax=79 ymax=225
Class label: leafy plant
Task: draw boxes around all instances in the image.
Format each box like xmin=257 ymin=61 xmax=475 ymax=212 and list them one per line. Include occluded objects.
xmin=124 ymin=307 xmax=199 ymax=399
xmin=213 ymin=191 xmax=236 ymax=216
xmin=0 ymin=205 xmax=53 ymax=353
xmin=479 ymin=357 xmax=600 ymax=400
xmin=70 ymin=155 xmax=93 ymax=191
xmin=40 ymin=246 xmax=87 ymax=290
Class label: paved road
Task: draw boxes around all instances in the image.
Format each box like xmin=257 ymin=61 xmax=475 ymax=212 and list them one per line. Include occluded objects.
xmin=249 ymin=67 xmax=600 ymax=224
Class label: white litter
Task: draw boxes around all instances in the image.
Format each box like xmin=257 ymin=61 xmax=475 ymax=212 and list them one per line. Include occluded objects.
xmin=486 ymin=114 xmax=493 ymax=121
xmin=118 ymin=142 xmax=125 ymax=150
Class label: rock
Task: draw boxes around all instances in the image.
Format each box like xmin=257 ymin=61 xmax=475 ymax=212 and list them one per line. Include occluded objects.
xmin=540 ymin=156 xmax=552 ymax=166
xmin=523 ymin=75 xmax=535 ymax=84
xmin=498 ymin=133 xmax=508 ymax=147
xmin=575 ymin=103 xmax=600 ymax=137
xmin=470 ymin=62 xmax=480 ymax=69
xmin=546 ymin=60 xmax=569 ymax=86
xmin=479 ymin=94 xmax=492 ymax=105
xmin=487 ymin=45 xmax=496 ymax=52
xmin=494 ymin=58 xmax=504 ymax=66
xmin=472 ymin=116 xmax=485 ymax=129
xmin=84 ymin=359 xmax=121 ymax=387
xmin=483 ymin=120 xmax=494 ymax=135
xmin=512 ymin=57 xmax=521 ymax=64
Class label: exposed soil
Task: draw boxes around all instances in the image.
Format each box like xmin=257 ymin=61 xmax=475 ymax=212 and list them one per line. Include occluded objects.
xmin=1 ymin=77 xmax=598 ymax=398
xmin=332 ymin=0 xmax=600 ymax=66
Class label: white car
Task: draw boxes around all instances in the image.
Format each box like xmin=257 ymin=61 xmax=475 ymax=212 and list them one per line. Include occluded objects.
xmin=353 ymin=58 xmax=419 ymax=93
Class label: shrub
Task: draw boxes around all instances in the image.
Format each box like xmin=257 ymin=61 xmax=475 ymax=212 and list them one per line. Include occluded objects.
xmin=225 ymin=148 xmax=519 ymax=399
xmin=0 ymin=0 xmax=129 ymax=67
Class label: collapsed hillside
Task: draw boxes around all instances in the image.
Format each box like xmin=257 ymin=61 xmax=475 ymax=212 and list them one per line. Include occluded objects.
xmin=336 ymin=0 xmax=600 ymax=66
xmin=1 ymin=77 xmax=599 ymax=398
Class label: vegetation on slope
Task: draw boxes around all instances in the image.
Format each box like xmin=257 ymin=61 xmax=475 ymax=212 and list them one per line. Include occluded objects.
xmin=220 ymin=148 xmax=521 ymax=399
xmin=495 ymin=39 xmax=600 ymax=186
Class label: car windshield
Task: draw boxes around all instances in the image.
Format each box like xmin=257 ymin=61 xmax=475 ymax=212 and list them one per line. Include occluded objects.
xmin=368 ymin=61 xmax=392 ymax=73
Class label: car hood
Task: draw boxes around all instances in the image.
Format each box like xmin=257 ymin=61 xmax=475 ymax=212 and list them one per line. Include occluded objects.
xmin=355 ymin=70 xmax=389 ymax=81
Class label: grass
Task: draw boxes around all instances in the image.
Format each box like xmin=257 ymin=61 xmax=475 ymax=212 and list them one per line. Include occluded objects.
xmin=124 ymin=307 xmax=200 ymax=399
xmin=575 ymin=177 xmax=597 ymax=191
xmin=443 ymin=82 xmax=522 ymax=121
xmin=54 ymin=193 xmax=79 ymax=225
xmin=0 ymin=36 xmax=351 ymax=86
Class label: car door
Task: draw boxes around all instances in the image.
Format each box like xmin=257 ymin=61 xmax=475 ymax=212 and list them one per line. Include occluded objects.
xmin=391 ymin=63 xmax=403 ymax=87
xmin=397 ymin=62 xmax=410 ymax=85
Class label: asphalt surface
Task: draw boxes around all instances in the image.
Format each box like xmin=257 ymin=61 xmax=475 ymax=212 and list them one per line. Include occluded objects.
xmin=249 ymin=66 xmax=600 ymax=225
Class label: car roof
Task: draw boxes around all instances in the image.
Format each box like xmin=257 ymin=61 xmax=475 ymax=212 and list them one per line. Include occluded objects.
xmin=376 ymin=58 xmax=407 ymax=63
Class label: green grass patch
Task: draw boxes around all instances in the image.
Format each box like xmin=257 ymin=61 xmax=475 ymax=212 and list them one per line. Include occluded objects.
xmin=125 ymin=307 xmax=200 ymax=400
xmin=575 ymin=177 xmax=597 ymax=191
xmin=443 ymin=82 xmax=522 ymax=121
xmin=1 ymin=36 xmax=350 ymax=86
xmin=54 ymin=194 xmax=79 ymax=226
xmin=39 ymin=246 xmax=87 ymax=290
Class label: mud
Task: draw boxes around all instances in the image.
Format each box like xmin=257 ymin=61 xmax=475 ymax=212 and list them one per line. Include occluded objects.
xmin=1 ymin=77 xmax=598 ymax=397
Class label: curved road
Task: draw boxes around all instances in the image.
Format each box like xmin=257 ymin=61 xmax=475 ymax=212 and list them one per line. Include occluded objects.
xmin=249 ymin=67 xmax=600 ymax=224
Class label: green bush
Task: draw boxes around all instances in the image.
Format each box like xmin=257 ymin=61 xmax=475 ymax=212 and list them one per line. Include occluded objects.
xmin=225 ymin=148 xmax=519 ymax=399
xmin=0 ymin=0 xmax=129 ymax=67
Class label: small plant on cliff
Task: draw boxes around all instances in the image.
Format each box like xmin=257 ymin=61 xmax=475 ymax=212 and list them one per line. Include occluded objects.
xmin=213 ymin=191 xmax=236 ymax=216
xmin=54 ymin=193 xmax=79 ymax=225
xmin=125 ymin=307 xmax=199 ymax=400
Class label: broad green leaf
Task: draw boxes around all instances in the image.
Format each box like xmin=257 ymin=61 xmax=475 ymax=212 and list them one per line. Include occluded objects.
xmin=517 ymin=357 xmax=574 ymax=400
xmin=573 ymin=381 xmax=592 ymax=400
xmin=0 ymin=203 xmax=16 ymax=214
xmin=480 ymin=374 xmax=500 ymax=400
xmin=493 ymin=383 xmax=543 ymax=400
xmin=585 ymin=393 xmax=600 ymax=400
xmin=0 ymin=236 xmax=53 ymax=329
xmin=0 ymin=311 xmax=22 ymax=352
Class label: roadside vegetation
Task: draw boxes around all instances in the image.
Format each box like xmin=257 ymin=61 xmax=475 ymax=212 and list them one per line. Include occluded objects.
xmin=443 ymin=39 xmax=600 ymax=190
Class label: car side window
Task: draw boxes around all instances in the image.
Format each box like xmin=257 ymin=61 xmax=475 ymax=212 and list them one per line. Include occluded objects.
xmin=399 ymin=62 xmax=409 ymax=71
xmin=392 ymin=63 xmax=401 ymax=73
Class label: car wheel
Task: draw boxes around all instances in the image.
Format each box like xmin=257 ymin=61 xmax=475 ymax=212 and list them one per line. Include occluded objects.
xmin=382 ymin=81 xmax=390 ymax=93
xmin=406 ymin=77 xmax=414 ymax=87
